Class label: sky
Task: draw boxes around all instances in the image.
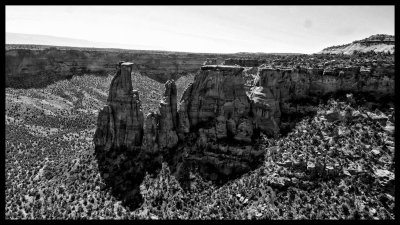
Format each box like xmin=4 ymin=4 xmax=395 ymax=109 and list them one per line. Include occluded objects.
xmin=6 ymin=6 xmax=395 ymax=54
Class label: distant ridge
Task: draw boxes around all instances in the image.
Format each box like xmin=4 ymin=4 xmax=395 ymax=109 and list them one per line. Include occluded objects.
xmin=318 ymin=34 xmax=394 ymax=55
xmin=6 ymin=32 xmax=303 ymax=55
xmin=6 ymin=32 xmax=163 ymax=52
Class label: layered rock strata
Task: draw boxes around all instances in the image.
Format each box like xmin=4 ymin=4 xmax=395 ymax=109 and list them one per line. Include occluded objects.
xmin=249 ymin=65 xmax=394 ymax=135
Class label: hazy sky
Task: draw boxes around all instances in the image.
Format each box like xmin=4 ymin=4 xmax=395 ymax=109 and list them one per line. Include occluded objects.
xmin=6 ymin=6 xmax=395 ymax=54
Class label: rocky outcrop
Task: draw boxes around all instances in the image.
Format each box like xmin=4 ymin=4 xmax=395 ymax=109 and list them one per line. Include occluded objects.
xmin=318 ymin=34 xmax=395 ymax=54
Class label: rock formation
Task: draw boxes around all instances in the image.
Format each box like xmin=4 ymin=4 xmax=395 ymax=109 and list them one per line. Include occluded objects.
xmin=176 ymin=65 xmax=265 ymax=182
xmin=107 ymin=62 xmax=144 ymax=149
xmin=93 ymin=62 xmax=190 ymax=208
xmin=93 ymin=62 xmax=146 ymax=209
xmin=157 ymin=80 xmax=179 ymax=150
xmin=93 ymin=63 xmax=268 ymax=205
xmin=93 ymin=59 xmax=395 ymax=208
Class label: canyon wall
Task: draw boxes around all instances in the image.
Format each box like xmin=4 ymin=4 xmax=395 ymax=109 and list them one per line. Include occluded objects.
xmin=5 ymin=46 xmax=228 ymax=88
xmin=250 ymin=65 xmax=394 ymax=132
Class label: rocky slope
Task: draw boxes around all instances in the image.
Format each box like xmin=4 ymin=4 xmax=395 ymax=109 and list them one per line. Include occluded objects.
xmin=318 ymin=34 xmax=394 ymax=55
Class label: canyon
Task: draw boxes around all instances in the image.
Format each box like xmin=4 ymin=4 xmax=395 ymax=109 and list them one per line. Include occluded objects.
xmin=5 ymin=35 xmax=395 ymax=211
xmin=93 ymin=57 xmax=394 ymax=208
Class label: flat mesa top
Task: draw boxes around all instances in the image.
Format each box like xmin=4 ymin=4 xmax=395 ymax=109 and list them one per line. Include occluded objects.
xmin=121 ymin=62 xmax=134 ymax=66
xmin=201 ymin=65 xmax=244 ymax=71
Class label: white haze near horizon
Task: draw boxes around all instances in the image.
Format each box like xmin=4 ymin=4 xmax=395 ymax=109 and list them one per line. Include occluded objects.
xmin=6 ymin=6 xmax=394 ymax=54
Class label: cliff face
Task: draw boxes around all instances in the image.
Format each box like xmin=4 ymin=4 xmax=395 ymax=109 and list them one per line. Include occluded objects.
xmin=177 ymin=65 xmax=265 ymax=182
xmin=249 ymin=65 xmax=394 ymax=134
xmin=5 ymin=46 xmax=226 ymax=88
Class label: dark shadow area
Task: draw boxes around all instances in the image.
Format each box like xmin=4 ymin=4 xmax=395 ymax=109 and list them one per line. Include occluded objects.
xmin=94 ymin=145 xmax=146 ymax=210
